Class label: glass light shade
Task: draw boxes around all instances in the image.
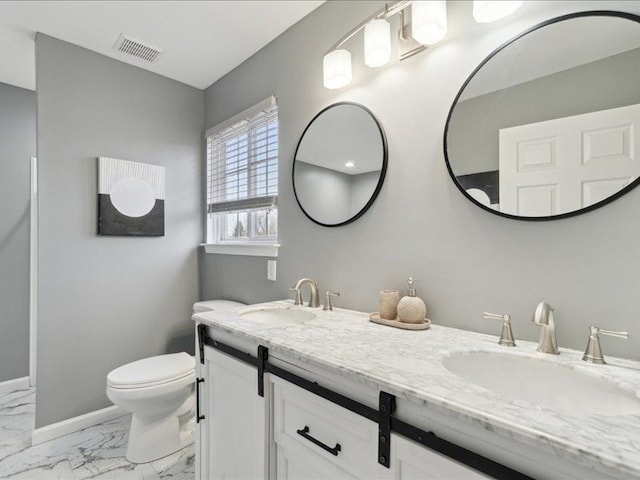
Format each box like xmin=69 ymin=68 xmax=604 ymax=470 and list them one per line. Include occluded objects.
xmin=364 ymin=19 xmax=391 ymax=68
xmin=473 ymin=1 xmax=523 ymax=23
xmin=323 ymin=49 xmax=352 ymax=89
xmin=411 ymin=1 xmax=447 ymax=46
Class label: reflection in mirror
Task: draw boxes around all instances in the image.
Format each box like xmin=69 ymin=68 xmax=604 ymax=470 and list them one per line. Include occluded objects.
xmin=445 ymin=12 xmax=640 ymax=220
xmin=293 ymin=102 xmax=387 ymax=226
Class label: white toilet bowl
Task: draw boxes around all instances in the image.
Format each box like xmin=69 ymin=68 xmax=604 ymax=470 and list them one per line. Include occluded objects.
xmin=107 ymin=352 xmax=196 ymax=463
xmin=107 ymin=300 xmax=247 ymax=464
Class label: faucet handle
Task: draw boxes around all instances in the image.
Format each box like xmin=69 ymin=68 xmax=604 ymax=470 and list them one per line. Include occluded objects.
xmin=323 ymin=291 xmax=341 ymax=311
xmin=597 ymin=328 xmax=629 ymax=339
xmin=582 ymin=325 xmax=628 ymax=365
xmin=483 ymin=312 xmax=516 ymax=347
xmin=290 ymin=287 xmax=302 ymax=306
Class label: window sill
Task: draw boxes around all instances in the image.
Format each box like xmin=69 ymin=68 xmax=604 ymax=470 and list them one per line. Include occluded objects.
xmin=201 ymin=243 xmax=280 ymax=257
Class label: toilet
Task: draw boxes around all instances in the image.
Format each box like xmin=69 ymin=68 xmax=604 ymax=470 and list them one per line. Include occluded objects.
xmin=106 ymin=299 xmax=246 ymax=463
xmin=107 ymin=353 xmax=196 ymax=463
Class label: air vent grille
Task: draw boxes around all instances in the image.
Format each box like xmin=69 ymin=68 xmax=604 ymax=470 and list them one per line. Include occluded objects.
xmin=114 ymin=34 xmax=162 ymax=63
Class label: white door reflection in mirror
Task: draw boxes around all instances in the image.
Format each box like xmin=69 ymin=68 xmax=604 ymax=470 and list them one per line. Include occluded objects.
xmin=499 ymin=103 xmax=640 ymax=216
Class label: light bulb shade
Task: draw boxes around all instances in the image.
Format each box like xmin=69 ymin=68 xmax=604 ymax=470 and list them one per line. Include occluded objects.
xmin=473 ymin=1 xmax=523 ymax=23
xmin=411 ymin=1 xmax=447 ymax=46
xmin=323 ymin=49 xmax=352 ymax=89
xmin=364 ymin=19 xmax=391 ymax=68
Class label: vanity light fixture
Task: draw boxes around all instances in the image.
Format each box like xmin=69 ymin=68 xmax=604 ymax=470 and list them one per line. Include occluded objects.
xmin=472 ymin=0 xmax=523 ymax=23
xmin=323 ymin=49 xmax=352 ymax=90
xmin=323 ymin=0 xmax=431 ymax=89
xmin=323 ymin=0 xmax=523 ymax=90
xmin=411 ymin=0 xmax=447 ymax=46
xmin=364 ymin=19 xmax=392 ymax=67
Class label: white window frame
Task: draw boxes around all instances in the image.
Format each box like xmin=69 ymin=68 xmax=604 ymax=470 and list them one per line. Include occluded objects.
xmin=203 ymin=96 xmax=280 ymax=257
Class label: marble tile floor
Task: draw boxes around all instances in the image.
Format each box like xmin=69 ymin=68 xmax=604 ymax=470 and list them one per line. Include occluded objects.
xmin=0 ymin=387 xmax=194 ymax=479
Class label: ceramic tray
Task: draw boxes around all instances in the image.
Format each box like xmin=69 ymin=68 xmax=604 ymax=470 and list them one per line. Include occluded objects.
xmin=369 ymin=312 xmax=431 ymax=330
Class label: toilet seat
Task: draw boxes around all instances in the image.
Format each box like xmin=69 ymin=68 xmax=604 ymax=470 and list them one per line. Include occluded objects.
xmin=107 ymin=352 xmax=195 ymax=389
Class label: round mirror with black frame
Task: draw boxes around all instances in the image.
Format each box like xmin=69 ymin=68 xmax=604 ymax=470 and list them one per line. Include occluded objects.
xmin=293 ymin=102 xmax=388 ymax=227
xmin=444 ymin=11 xmax=640 ymax=221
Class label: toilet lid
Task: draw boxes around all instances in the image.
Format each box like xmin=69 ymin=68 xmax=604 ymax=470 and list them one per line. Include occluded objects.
xmin=107 ymin=352 xmax=195 ymax=388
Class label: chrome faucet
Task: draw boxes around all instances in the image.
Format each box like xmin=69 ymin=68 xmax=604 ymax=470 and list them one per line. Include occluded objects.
xmin=292 ymin=278 xmax=320 ymax=308
xmin=582 ymin=325 xmax=628 ymax=365
xmin=531 ymin=302 xmax=559 ymax=355
xmin=483 ymin=312 xmax=516 ymax=347
xmin=323 ymin=291 xmax=341 ymax=311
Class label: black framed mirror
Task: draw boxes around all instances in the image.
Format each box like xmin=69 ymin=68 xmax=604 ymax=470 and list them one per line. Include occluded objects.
xmin=293 ymin=102 xmax=388 ymax=227
xmin=444 ymin=11 xmax=640 ymax=220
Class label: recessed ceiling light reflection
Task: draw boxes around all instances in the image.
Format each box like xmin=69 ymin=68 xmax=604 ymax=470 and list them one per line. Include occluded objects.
xmin=345 ymin=161 xmax=355 ymax=168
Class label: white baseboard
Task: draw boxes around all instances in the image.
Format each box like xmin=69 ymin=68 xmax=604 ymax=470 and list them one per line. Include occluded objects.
xmin=0 ymin=376 xmax=30 ymax=395
xmin=32 ymin=405 xmax=127 ymax=446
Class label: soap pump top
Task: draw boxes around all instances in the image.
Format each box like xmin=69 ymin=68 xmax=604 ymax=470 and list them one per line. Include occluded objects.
xmin=397 ymin=277 xmax=427 ymax=324
xmin=406 ymin=277 xmax=417 ymax=297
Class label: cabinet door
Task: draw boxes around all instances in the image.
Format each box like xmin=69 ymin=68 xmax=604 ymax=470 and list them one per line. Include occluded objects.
xmin=197 ymin=346 xmax=266 ymax=480
xmin=272 ymin=377 xmax=386 ymax=480
xmin=389 ymin=434 xmax=491 ymax=480
xmin=277 ymin=441 xmax=356 ymax=480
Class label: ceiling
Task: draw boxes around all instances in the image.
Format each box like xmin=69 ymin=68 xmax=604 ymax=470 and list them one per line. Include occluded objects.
xmin=0 ymin=1 xmax=324 ymax=91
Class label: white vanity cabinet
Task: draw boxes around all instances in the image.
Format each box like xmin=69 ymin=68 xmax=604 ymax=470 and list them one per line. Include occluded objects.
xmin=272 ymin=376 xmax=489 ymax=480
xmin=195 ymin=304 xmax=640 ymax=480
xmin=196 ymin=345 xmax=267 ymax=480
xmin=388 ymin=434 xmax=491 ymax=480
xmin=196 ymin=331 xmax=495 ymax=480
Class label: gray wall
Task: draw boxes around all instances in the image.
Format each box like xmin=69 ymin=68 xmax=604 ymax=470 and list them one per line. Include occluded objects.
xmin=351 ymin=171 xmax=380 ymax=214
xmin=35 ymin=35 xmax=203 ymax=427
xmin=450 ymin=47 xmax=640 ymax=175
xmin=296 ymin=161 xmax=351 ymax=224
xmin=295 ymin=163 xmax=381 ymax=223
xmin=201 ymin=0 xmax=640 ymax=362
xmin=0 ymin=82 xmax=35 ymax=383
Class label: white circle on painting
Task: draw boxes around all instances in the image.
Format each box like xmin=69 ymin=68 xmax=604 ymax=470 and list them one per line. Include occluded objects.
xmin=110 ymin=178 xmax=156 ymax=218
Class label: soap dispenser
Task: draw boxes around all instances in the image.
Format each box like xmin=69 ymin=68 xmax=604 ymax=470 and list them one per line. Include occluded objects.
xmin=397 ymin=277 xmax=427 ymax=324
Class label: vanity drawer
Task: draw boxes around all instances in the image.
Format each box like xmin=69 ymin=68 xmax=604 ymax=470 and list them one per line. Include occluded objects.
xmin=272 ymin=376 xmax=383 ymax=479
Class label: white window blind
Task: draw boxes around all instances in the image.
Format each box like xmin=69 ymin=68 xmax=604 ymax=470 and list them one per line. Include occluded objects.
xmin=206 ymin=96 xmax=278 ymax=243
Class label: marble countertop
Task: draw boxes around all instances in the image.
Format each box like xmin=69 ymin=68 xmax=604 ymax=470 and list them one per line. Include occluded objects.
xmin=193 ymin=300 xmax=640 ymax=478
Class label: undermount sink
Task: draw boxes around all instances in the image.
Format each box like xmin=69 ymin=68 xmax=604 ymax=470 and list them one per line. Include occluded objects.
xmin=443 ymin=352 xmax=640 ymax=416
xmin=239 ymin=306 xmax=316 ymax=325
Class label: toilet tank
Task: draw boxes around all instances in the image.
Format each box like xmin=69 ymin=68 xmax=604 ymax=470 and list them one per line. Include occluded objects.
xmin=166 ymin=301 xmax=248 ymax=357
xmin=193 ymin=299 xmax=246 ymax=314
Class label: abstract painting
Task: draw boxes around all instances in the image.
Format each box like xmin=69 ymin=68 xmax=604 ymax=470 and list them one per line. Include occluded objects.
xmin=97 ymin=157 xmax=165 ymax=236
xmin=456 ymin=170 xmax=500 ymax=205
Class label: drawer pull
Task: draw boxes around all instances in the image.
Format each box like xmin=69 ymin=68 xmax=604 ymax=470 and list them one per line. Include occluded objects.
xmin=296 ymin=426 xmax=341 ymax=456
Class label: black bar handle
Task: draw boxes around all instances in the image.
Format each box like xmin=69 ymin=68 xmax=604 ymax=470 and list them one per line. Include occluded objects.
xmin=196 ymin=378 xmax=205 ymax=423
xmin=296 ymin=426 xmax=341 ymax=456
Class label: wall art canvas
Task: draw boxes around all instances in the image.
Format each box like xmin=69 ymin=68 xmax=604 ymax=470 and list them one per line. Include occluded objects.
xmin=456 ymin=170 xmax=500 ymax=205
xmin=97 ymin=157 xmax=165 ymax=236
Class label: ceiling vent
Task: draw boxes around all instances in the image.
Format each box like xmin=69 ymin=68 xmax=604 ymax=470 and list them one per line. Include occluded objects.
xmin=113 ymin=34 xmax=162 ymax=63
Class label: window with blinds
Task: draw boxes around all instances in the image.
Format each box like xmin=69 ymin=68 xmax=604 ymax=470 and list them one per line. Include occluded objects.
xmin=206 ymin=96 xmax=278 ymax=243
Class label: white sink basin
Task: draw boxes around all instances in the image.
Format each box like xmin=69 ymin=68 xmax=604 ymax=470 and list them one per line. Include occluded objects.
xmin=443 ymin=352 xmax=640 ymax=416
xmin=239 ymin=306 xmax=316 ymax=325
